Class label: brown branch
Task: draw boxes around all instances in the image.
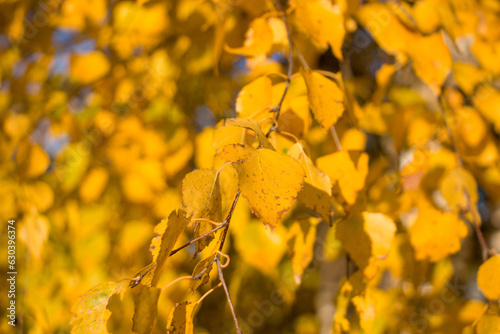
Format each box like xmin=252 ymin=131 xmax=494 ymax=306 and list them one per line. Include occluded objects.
xmin=217 ymin=255 xmax=242 ymax=334
xmin=266 ymin=0 xmax=294 ymax=137
xmin=169 ymin=222 xmax=227 ymax=257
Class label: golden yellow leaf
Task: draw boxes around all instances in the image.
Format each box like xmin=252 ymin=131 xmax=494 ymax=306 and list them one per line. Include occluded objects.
xmin=235 ymin=76 xmax=273 ymax=119
xmin=233 ymin=219 xmax=287 ymax=274
xmin=336 ymin=212 xmax=396 ymax=277
xmin=163 ymin=142 xmax=194 ymax=177
xmin=4 ymin=112 xmax=30 ymax=141
xmin=21 ymin=181 xmax=54 ymax=212
xmin=476 ymin=314 xmax=500 ymax=334
xmin=225 ymin=118 xmax=274 ymax=150
xmin=150 ymin=210 xmax=190 ymax=287
xmin=332 ymin=280 xmax=353 ymax=333
xmin=472 ymin=39 xmax=500 ymax=75
xmin=19 ymin=210 xmax=49 ymax=259
xmin=288 ymin=143 xmax=337 ymax=224
xmin=166 ymin=301 xmax=195 ymax=334
xmin=440 ymin=168 xmax=479 ymax=219
xmin=294 ymin=0 xmax=345 ymax=60
xmin=407 ymin=33 xmax=452 ymax=94
xmin=16 ymin=142 xmax=50 ymax=179
xmin=70 ymin=51 xmax=110 ymax=84
xmin=195 ymin=127 xmax=215 ymax=169
xmin=220 ymin=144 xmax=305 ymax=228
xmin=341 ymin=129 xmax=367 ymax=151
xmin=288 ymin=218 xmax=318 ymax=285
xmin=79 ymin=168 xmax=109 ymax=203
xmin=317 ymin=151 xmax=369 ymax=205
xmin=473 ymin=85 xmax=500 ymax=132
xmin=212 ymin=120 xmax=247 ymax=153
xmin=71 ymin=281 xmax=127 ymax=334
xmin=225 ymin=18 xmax=273 ymax=56
xmin=182 ymin=169 xmax=222 ymax=253
xmin=189 ymin=253 xmax=216 ymax=292
xmin=132 ymin=286 xmax=161 ymax=334
xmin=301 ymin=68 xmax=345 ymax=129
xmin=56 ymin=143 xmax=90 ymax=193
xmin=477 ymin=255 xmax=500 ymax=300
xmin=409 ymin=208 xmax=467 ymax=262
xmin=452 ymin=62 xmax=490 ymax=96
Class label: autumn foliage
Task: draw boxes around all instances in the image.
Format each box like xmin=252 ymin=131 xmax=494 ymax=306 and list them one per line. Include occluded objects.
xmin=2 ymin=0 xmax=500 ymax=333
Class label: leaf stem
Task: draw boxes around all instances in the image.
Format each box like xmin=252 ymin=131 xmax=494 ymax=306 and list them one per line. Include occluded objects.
xmin=161 ymin=276 xmax=192 ymax=291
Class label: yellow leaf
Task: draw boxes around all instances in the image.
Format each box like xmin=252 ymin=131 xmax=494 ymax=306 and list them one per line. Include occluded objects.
xmin=409 ymin=208 xmax=467 ymax=262
xmin=336 ymin=212 xmax=396 ymax=277
xmin=406 ymin=33 xmax=452 ymax=94
xmin=212 ymin=120 xmax=247 ymax=153
xmin=70 ymin=51 xmax=110 ymax=84
xmin=452 ymin=63 xmax=490 ymax=96
xmin=235 ymin=76 xmax=273 ymax=119
xmin=19 ymin=210 xmax=49 ymax=259
xmin=166 ymin=301 xmax=195 ymax=334
xmin=195 ymin=127 xmax=215 ymax=169
xmin=182 ymin=169 xmax=222 ymax=253
xmin=317 ymin=151 xmax=369 ymax=205
xmin=79 ymin=168 xmax=109 ymax=203
xmin=233 ymin=219 xmax=287 ymax=274
xmin=341 ymin=128 xmax=367 ymax=151
xmin=440 ymin=168 xmax=479 ymax=218
xmin=288 ymin=218 xmax=318 ymax=285
xmin=16 ymin=142 xmax=50 ymax=179
xmin=150 ymin=210 xmax=190 ymax=287
xmin=294 ymin=0 xmax=345 ymax=60
xmin=163 ymin=142 xmax=194 ymax=177
xmin=189 ymin=253 xmax=216 ymax=292
xmin=4 ymin=112 xmax=30 ymax=141
xmin=288 ymin=143 xmax=338 ymax=224
xmin=476 ymin=314 xmax=500 ymax=334
xmin=472 ymin=39 xmax=500 ymax=75
xmin=225 ymin=18 xmax=273 ymax=56
xmin=220 ymin=144 xmax=305 ymax=228
xmin=21 ymin=181 xmax=54 ymax=212
xmin=301 ymin=68 xmax=345 ymax=129
xmin=71 ymin=281 xmax=127 ymax=334
xmin=332 ymin=280 xmax=353 ymax=333
xmin=225 ymin=118 xmax=274 ymax=150
xmin=132 ymin=286 xmax=161 ymax=334
xmin=473 ymin=85 xmax=500 ymax=133
xmin=56 ymin=143 xmax=90 ymax=193
xmin=477 ymin=255 xmax=500 ymax=300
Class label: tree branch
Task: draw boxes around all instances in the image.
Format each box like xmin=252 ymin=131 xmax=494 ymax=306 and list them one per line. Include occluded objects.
xmin=169 ymin=222 xmax=227 ymax=257
xmin=217 ymin=254 xmax=242 ymax=334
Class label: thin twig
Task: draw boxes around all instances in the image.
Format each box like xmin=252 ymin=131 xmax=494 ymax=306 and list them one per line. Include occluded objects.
xmin=170 ymin=223 xmax=227 ymax=257
xmin=330 ymin=125 xmax=343 ymax=151
xmin=161 ymin=276 xmax=192 ymax=291
xmin=217 ymin=255 xmax=242 ymax=334
xmin=218 ymin=189 xmax=241 ymax=252
xmin=196 ymin=282 xmax=223 ymax=305
xmin=266 ymin=0 xmax=294 ymax=137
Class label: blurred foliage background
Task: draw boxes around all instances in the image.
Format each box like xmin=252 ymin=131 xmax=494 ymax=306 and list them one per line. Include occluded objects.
xmin=1 ymin=0 xmax=500 ymax=333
